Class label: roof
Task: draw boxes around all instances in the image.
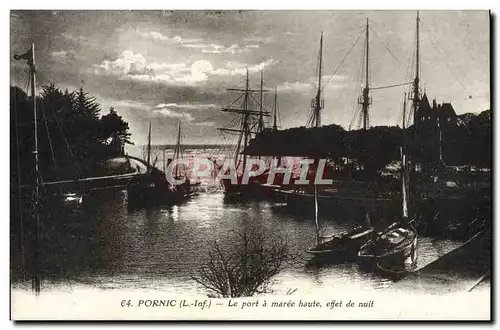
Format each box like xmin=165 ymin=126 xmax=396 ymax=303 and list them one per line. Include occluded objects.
xmin=417 ymin=93 xmax=457 ymax=119
xmin=439 ymin=103 xmax=457 ymax=117
xmin=421 ymin=93 xmax=431 ymax=109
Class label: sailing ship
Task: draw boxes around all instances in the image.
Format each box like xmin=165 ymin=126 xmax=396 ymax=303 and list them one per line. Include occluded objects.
xmin=258 ymin=86 xmax=293 ymax=197
xmin=218 ymin=70 xmax=270 ymax=197
xmin=168 ymin=121 xmax=201 ymax=200
xmin=309 ymin=14 xmax=424 ymax=264
xmin=275 ymin=22 xmax=397 ymax=211
xmin=357 ymin=91 xmax=418 ymax=267
xmin=127 ymin=122 xmax=168 ymax=207
xmin=127 ymin=121 xmax=199 ymax=207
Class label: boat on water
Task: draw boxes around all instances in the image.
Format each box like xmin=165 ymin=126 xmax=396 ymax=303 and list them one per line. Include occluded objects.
xmin=263 ymin=22 xmax=403 ymax=207
xmin=307 ymin=222 xmax=375 ymax=259
xmin=305 ymin=159 xmax=375 ymax=260
xmin=218 ymin=70 xmax=270 ymax=198
xmin=357 ymin=88 xmax=418 ymax=267
xmin=168 ymin=121 xmax=201 ymax=199
xmin=127 ymin=121 xmax=199 ymax=207
xmin=358 ymin=221 xmax=418 ymax=264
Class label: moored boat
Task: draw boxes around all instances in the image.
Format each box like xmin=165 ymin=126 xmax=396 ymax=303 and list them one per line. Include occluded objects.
xmin=307 ymin=224 xmax=374 ymax=259
xmin=127 ymin=121 xmax=200 ymax=208
xmin=357 ymin=222 xmax=418 ymax=264
xmin=357 ymin=88 xmax=418 ymax=267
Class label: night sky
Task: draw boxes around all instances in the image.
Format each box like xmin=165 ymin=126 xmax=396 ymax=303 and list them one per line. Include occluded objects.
xmin=10 ymin=10 xmax=490 ymax=145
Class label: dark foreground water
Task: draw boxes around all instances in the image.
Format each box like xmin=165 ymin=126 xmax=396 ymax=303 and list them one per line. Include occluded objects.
xmin=12 ymin=144 xmax=488 ymax=296
xmin=11 ymin=182 xmax=465 ymax=295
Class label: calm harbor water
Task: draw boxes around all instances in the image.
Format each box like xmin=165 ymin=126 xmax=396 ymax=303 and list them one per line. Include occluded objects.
xmin=12 ymin=185 xmax=463 ymax=295
xmin=10 ymin=146 xmax=468 ymax=295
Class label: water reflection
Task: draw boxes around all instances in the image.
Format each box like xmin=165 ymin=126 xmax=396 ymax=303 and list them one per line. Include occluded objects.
xmin=12 ymin=188 xmax=463 ymax=294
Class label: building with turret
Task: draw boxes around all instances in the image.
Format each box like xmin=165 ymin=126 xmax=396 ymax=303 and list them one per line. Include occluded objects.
xmin=415 ymin=93 xmax=457 ymax=129
xmin=414 ymin=93 xmax=457 ymax=171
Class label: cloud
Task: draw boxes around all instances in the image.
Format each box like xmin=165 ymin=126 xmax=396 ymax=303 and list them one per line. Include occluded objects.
xmin=136 ymin=29 xmax=202 ymax=45
xmin=51 ymin=50 xmax=78 ymax=62
xmin=148 ymin=62 xmax=190 ymax=73
xmin=278 ymin=75 xmax=349 ymax=93
xmin=52 ymin=50 xmax=68 ymax=57
xmin=193 ymin=121 xmax=215 ymax=127
xmin=96 ymin=97 xmax=153 ymax=118
xmin=212 ymin=59 xmax=279 ymax=76
xmin=93 ymin=51 xmax=278 ymax=86
xmin=95 ymin=53 xmax=211 ymax=85
xmin=97 ymin=50 xmax=153 ymax=76
xmin=242 ymin=36 xmax=274 ymax=43
xmin=183 ymin=43 xmax=257 ymax=54
xmin=153 ymin=103 xmax=194 ymax=121
xmin=102 ymin=99 xmax=151 ymax=111
xmin=202 ymin=44 xmax=252 ymax=54
xmin=183 ymin=43 xmax=212 ymax=49
xmin=138 ymin=30 xmax=169 ymax=41
xmin=150 ymin=103 xmax=219 ymax=122
xmin=155 ymin=103 xmax=218 ymax=110
xmin=154 ymin=109 xmax=194 ymax=121
xmin=278 ymin=81 xmax=314 ymax=93
xmin=135 ymin=29 xmax=263 ymax=54
xmin=61 ymin=32 xmax=87 ymax=42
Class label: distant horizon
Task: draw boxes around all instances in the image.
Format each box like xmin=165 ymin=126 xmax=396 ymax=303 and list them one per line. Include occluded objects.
xmin=125 ymin=106 xmax=490 ymax=146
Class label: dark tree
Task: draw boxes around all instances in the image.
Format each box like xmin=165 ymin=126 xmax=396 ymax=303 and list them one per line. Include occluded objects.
xmin=99 ymin=107 xmax=133 ymax=157
xmin=192 ymin=226 xmax=291 ymax=298
xmin=10 ymin=84 xmax=134 ymax=182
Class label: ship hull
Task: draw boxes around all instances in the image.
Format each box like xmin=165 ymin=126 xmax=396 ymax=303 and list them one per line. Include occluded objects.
xmin=221 ymin=176 xmax=272 ymax=200
xmin=307 ymin=226 xmax=375 ymax=261
xmin=357 ymin=225 xmax=418 ymax=269
xmin=127 ymin=175 xmax=199 ymax=209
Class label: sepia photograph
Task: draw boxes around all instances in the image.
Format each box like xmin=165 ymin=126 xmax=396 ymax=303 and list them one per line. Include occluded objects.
xmin=9 ymin=9 xmax=491 ymax=320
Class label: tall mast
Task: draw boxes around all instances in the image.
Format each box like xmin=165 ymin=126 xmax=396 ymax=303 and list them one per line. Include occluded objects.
xmin=312 ymin=33 xmax=323 ymax=242
xmin=242 ymin=69 xmax=250 ymax=173
xmin=258 ymin=71 xmax=265 ymax=133
xmin=313 ymin=185 xmax=320 ymax=245
xmin=30 ymin=43 xmax=41 ymax=295
xmin=314 ymin=32 xmax=324 ymax=128
xmin=403 ymin=92 xmax=407 ymax=131
xmin=360 ymin=17 xmax=371 ymax=131
xmin=175 ymin=121 xmax=182 ymax=177
xmin=162 ymin=148 xmax=166 ymax=174
xmin=146 ymin=121 xmax=151 ymax=168
xmin=401 ymin=149 xmax=409 ymax=219
xmin=218 ymin=69 xmax=269 ymax=172
xmin=401 ymin=92 xmax=409 ymax=219
xmin=272 ymin=86 xmax=281 ymax=167
xmin=437 ymin=117 xmax=443 ymax=164
xmin=412 ymin=11 xmax=420 ymax=126
xmin=273 ymin=86 xmax=278 ymax=131
xmin=13 ymin=43 xmax=40 ymax=293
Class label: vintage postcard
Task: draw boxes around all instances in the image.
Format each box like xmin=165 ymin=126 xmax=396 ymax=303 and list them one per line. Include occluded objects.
xmin=9 ymin=9 xmax=491 ymax=321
